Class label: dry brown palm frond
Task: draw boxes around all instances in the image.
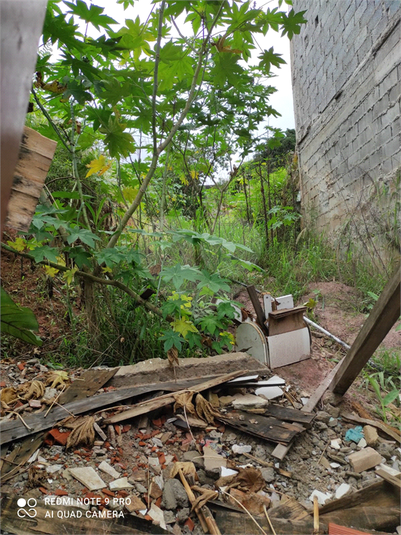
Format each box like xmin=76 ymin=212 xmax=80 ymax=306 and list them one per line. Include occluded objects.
xmin=19 ymin=380 xmax=45 ymax=400
xmin=195 ymin=393 xmax=219 ymax=424
xmin=60 ymin=415 xmax=95 ymax=449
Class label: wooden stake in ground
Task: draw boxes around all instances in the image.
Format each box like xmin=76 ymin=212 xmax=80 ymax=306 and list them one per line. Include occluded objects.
xmin=331 ymin=262 xmax=400 ymax=395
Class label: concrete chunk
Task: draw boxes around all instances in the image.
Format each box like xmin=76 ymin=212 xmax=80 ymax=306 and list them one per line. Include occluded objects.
xmin=69 ymin=467 xmax=106 ymax=491
xmin=363 ymin=425 xmax=379 ymax=446
xmin=348 ymin=447 xmax=382 ymax=473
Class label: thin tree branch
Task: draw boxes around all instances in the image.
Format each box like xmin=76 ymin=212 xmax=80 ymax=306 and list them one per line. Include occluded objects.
xmin=1 ymin=244 xmax=170 ymax=320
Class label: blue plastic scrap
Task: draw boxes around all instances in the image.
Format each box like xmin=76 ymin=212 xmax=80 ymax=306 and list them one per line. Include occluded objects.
xmin=345 ymin=426 xmax=364 ymax=443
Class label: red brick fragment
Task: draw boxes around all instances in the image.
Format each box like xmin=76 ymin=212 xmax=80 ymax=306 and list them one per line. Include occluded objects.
xmin=122 ymin=424 xmax=131 ymax=433
xmin=138 ymin=441 xmax=147 ymax=447
xmin=155 ymin=497 xmax=162 ymax=508
xmin=0 ymin=381 xmax=6 ymax=387
xmin=102 ymin=489 xmax=115 ymax=497
xmin=17 ymin=363 xmax=25 ymax=371
xmin=39 ymin=487 xmax=48 ymax=494
xmin=118 ymin=490 xmax=129 ymax=498
xmin=55 ymin=489 xmax=68 ymax=496
xmin=104 ymin=441 xmax=111 ymax=449
xmin=184 ymin=518 xmax=195 ymax=531
xmin=157 ymin=452 xmax=166 ymax=465
xmin=114 ymin=424 xmax=121 ymax=435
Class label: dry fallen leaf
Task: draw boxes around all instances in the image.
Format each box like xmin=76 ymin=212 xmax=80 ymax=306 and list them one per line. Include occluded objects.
xmin=60 ymin=415 xmax=95 ymax=449
xmin=227 ymin=467 xmax=265 ymax=493
xmin=190 ymin=486 xmax=218 ymax=511
xmin=170 ymin=462 xmax=197 ymax=480
xmin=167 ymin=347 xmax=179 ymax=367
xmin=173 ymin=391 xmax=196 ymax=416
xmin=19 ymin=380 xmax=45 ymax=400
xmin=46 ymin=370 xmax=69 ymax=389
xmin=0 ymin=387 xmax=18 ymax=407
xmin=195 ymin=393 xmax=219 ymax=424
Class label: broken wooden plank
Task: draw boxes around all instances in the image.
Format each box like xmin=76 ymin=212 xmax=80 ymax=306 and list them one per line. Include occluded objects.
xmin=5 ymin=127 xmax=57 ymax=232
xmin=0 ymin=374 xmax=233 ymax=446
xmin=321 ymin=506 xmax=400 ymax=533
xmin=217 ymin=410 xmax=304 ymax=444
xmin=104 ymin=370 xmax=248 ymax=425
xmin=341 ymin=412 xmax=401 ymax=443
xmin=271 ymin=358 xmax=345 ymax=459
xmin=331 ymin=262 xmax=401 ymax=395
xmin=247 ymin=285 xmax=268 ymax=332
xmin=1 ymin=432 xmax=44 ymax=483
xmin=319 ymin=480 xmax=399 ymax=515
xmin=214 ymin=509 xmax=324 ymax=535
xmin=265 ymin=404 xmax=315 ymax=426
xmin=59 ymin=367 xmax=118 ymax=405
xmin=376 ymin=468 xmax=401 ymax=489
xmin=268 ymin=306 xmax=307 ymax=336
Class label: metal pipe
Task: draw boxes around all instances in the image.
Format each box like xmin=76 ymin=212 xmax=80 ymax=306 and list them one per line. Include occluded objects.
xmin=303 ymin=316 xmax=351 ymax=350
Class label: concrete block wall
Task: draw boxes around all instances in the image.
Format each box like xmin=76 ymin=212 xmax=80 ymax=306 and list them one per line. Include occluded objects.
xmin=290 ymin=0 xmax=401 ymax=246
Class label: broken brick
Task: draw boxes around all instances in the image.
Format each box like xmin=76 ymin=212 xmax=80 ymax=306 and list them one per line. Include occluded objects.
xmin=54 ymin=489 xmax=68 ymax=496
xmin=102 ymin=489 xmax=115 ymax=497
xmin=17 ymin=363 xmax=26 ymax=371
xmin=39 ymin=487 xmax=48 ymax=494
xmin=184 ymin=518 xmax=195 ymax=531
xmin=122 ymin=425 xmax=131 ymax=433
xmin=0 ymin=381 xmax=7 ymax=387
xmin=157 ymin=452 xmax=166 ymax=465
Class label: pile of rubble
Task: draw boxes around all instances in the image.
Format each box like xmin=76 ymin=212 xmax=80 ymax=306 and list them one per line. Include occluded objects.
xmin=1 ymin=353 xmax=400 ymax=535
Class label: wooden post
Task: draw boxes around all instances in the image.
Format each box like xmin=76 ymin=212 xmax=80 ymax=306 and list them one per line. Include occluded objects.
xmin=331 ymin=262 xmax=400 ymax=395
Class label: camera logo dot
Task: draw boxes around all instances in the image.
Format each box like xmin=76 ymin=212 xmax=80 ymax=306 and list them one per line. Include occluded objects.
xmin=17 ymin=498 xmax=37 ymax=518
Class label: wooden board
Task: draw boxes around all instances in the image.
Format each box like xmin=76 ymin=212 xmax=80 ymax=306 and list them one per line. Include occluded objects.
xmin=268 ymin=307 xmax=306 ymax=336
xmin=331 ymin=262 xmax=401 ymax=395
xmin=214 ymin=509 xmax=323 ymax=535
xmin=104 ymin=370 xmax=248 ymax=425
xmin=5 ymin=127 xmax=57 ymax=231
xmin=59 ymin=367 xmax=118 ymax=405
xmin=1 ymin=432 xmax=44 ymax=482
xmin=265 ymin=404 xmax=315 ymax=426
xmin=217 ymin=410 xmax=304 ymax=444
xmin=0 ymin=373 xmax=243 ymax=446
xmin=375 ymin=468 xmax=401 ymax=489
xmin=247 ymin=285 xmax=268 ymax=332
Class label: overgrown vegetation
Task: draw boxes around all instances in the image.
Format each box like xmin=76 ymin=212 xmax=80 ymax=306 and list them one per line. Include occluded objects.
xmin=1 ymin=0 xmax=399 ymax=403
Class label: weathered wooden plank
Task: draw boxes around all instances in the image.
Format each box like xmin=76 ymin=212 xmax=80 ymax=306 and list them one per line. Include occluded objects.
xmin=375 ymin=468 xmax=401 ymax=489
xmin=0 ymin=373 xmax=246 ymax=445
xmin=217 ymin=410 xmax=304 ymax=444
xmin=265 ymin=404 xmax=315 ymax=426
xmin=1 ymin=433 xmax=44 ymax=483
xmin=319 ymin=481 xmax=399 ymax=515
xmin=5 ymin=127 xmax=57 ymax=232
xmin=1 ymin=0 xmax=48 ymax=232
xmin=214 ymin=509 xmax=324 ymax=535
xmin=104 ymin=370 xmax=248 ymax=425
xmin=331 ymin=262 xmax=401 ymax=395
xmin=247 ymin=285 xmax=268 ymax=332
xmin=59 ymin=367 xmax=118 ymax=405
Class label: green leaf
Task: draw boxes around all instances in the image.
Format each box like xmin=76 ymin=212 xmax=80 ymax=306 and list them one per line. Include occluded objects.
xmin=161 ymin=264 xmax=201 ymax=290
xmin=281 ymin=9 xmax=307 ymax=39
xmin=197 ymin=271 xmax=230 ymax=294
xmin=216 ymin=301 xmax=236 ymax=320
xmin=198 ymin=315 xmax=222 ymax=336
xmin=1 ymin=288 xmax=42 ymax=346
xmin=210 ymin=53 xmax=244 ymax=88
xmin=171 ymin=317 xmax=198 ymax=338
xmin=160 ymin=329 xmax=183 ymax=351
xmin=94 ymin=248 xmax=125 ymax=267
xmin=100 ymin=115 xmax=136 ymax=157
xmin=29 ymin=246 xmax=59 ymax=263
xmin=383 ymin=390 xmax=399 ymax=406
xmin=67 ymin=228 xmax=101 ymax=248
xmin=258 ymin=47 xmax=286 ymax=74
xmin=68 ymin=246 xmax=92 ymax=269
xmin=64 ymin=0 xmax=117 ymax=30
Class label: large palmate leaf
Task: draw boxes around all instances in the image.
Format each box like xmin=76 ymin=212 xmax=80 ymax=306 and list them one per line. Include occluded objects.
xmin=1 ymin=288 xmax=42 ymax=346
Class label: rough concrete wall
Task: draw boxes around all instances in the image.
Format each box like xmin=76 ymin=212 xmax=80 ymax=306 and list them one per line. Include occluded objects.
xmin=290 ymin=0 xmax=401 ymax=252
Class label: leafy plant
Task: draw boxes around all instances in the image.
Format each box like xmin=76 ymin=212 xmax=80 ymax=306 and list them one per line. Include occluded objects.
xmin=367 ymin=374 xmax=400 ymax=422
xmin=0 ymin=288 xmax=42 ymax=346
